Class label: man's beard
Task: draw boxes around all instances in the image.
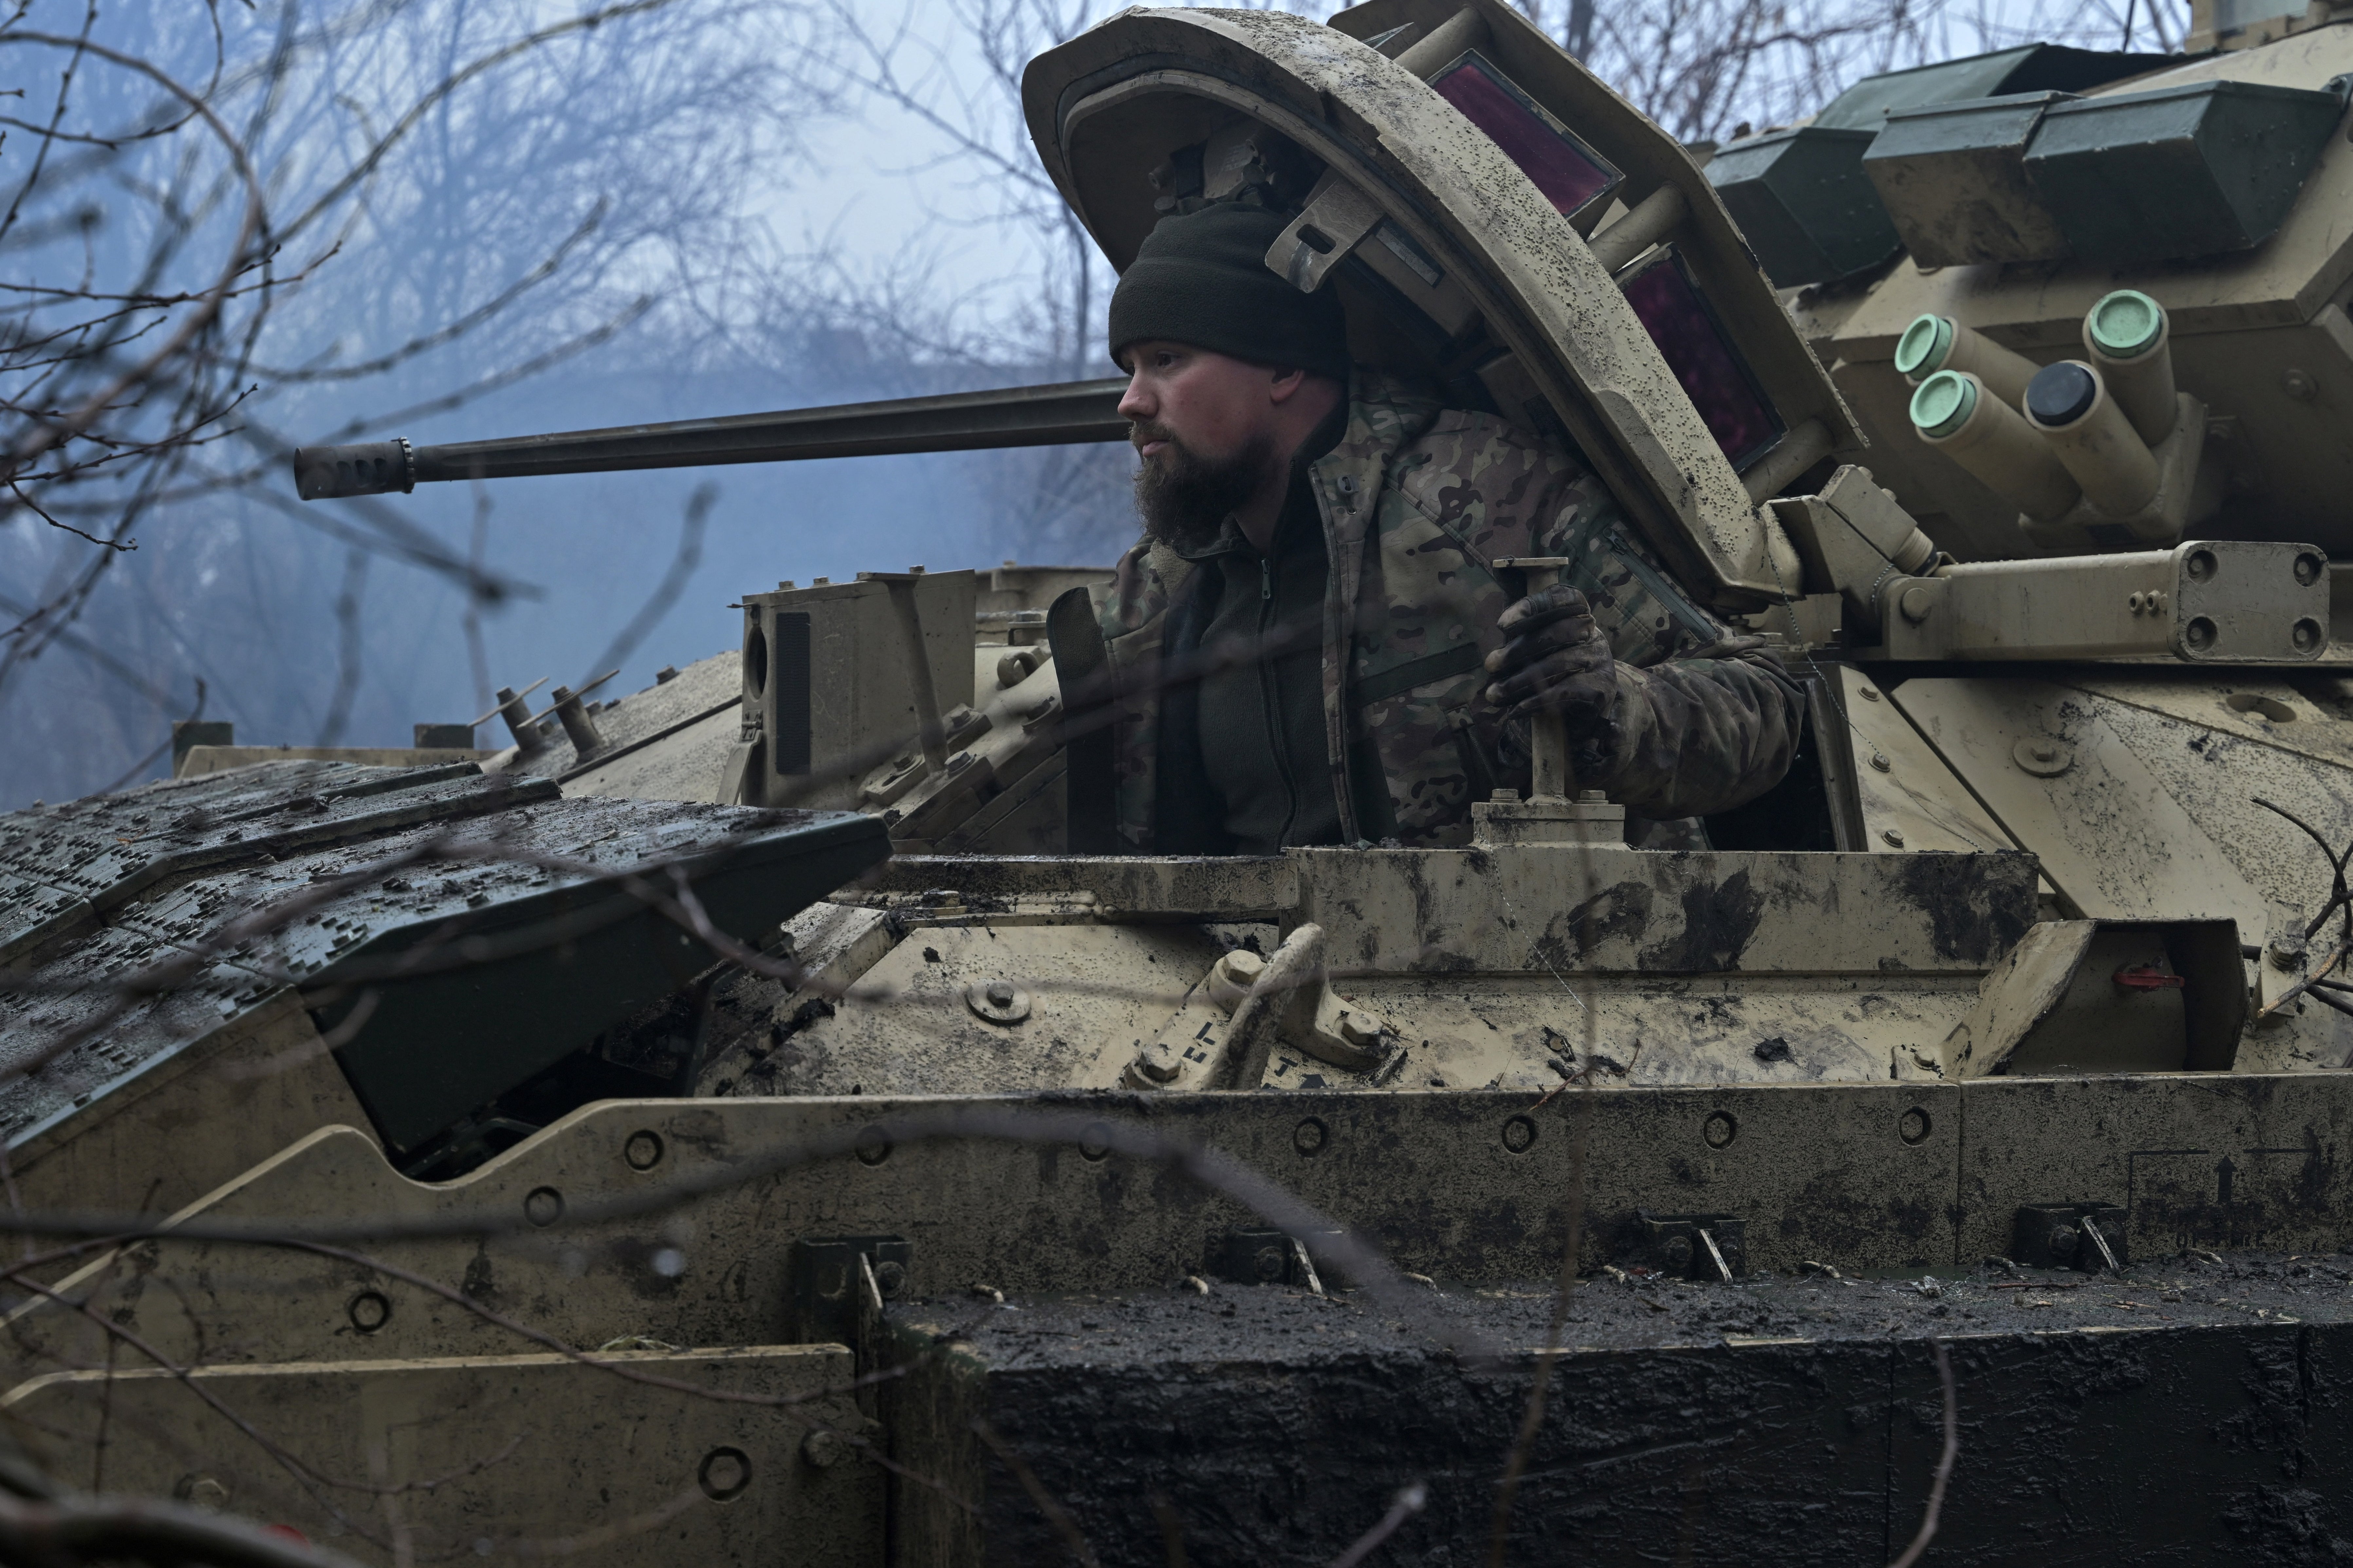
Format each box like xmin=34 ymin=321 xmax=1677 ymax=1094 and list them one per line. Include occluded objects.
xmin=1131 ymin=422 xmax=1273 ymax=552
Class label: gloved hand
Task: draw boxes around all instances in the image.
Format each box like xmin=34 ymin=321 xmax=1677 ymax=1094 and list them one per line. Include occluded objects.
xmin=1483 ymin=583 xmax=1625 ymax=761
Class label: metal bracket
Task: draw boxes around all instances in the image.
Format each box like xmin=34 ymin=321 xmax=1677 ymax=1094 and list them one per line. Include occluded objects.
xmin=2013 ymin=1203 xmax=2127 ymax=1272
xmin=786 ymin=1235 xmax=912 ymax=1347
xmin=1265 ymin=171 xmax=1386 ymax=292
xmin=1209 ymin=1228 xmax=1344 ymax=1290
xmin=1631 ymin=1212 xmax=1747 ymax=1281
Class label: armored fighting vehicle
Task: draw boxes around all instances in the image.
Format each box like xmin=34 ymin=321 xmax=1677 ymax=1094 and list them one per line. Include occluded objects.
xmin=9 ymin=0 xmax=2353 ymax=1559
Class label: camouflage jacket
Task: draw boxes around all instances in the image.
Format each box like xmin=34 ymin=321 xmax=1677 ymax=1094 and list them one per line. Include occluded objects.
xmin=1098 ymin=369 xmax=1802 ymax=849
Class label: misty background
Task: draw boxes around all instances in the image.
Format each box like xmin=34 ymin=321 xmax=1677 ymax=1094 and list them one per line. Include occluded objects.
xmin=0 ymin=0 xmax=2177 ymax=808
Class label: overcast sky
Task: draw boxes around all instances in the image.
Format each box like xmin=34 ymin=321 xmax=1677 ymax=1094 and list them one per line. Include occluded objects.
xmin=0 ymin=0 xmax=2176 ymax=802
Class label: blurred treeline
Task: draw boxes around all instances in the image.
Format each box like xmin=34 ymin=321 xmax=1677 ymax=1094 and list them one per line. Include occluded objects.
xmin=0 ymin=0 xmax=2174 ymax=806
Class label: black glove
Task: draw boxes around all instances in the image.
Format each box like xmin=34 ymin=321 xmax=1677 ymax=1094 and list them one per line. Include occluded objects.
xmin=1483 ymin=583 xmax=1624 ymax=759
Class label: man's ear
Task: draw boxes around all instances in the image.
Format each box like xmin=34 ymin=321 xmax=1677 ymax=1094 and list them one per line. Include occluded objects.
xmin=1265 ymin=365 xmax=1308 ymax=404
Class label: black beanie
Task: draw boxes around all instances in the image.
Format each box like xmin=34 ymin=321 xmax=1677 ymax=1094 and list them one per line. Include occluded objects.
xmin=1106 ymin=203 xmax=1351 ymax=380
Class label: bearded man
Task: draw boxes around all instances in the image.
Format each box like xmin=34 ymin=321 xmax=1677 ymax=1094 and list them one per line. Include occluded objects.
xmin=1094 ymin=201 xmax=1803 ymax=855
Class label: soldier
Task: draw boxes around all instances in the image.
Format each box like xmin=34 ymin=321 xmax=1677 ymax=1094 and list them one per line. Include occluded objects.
xmin=1097 ymin=201 xmax=1804 ymax=854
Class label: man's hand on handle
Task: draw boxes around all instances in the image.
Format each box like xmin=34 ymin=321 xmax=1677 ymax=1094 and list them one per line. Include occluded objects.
xmin=1483 ymin=584 xmax=1622 ymax=760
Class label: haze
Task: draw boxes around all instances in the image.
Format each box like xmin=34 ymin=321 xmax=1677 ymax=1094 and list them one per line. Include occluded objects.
xmin=0 ymin=0 xmax=2163 ymax=806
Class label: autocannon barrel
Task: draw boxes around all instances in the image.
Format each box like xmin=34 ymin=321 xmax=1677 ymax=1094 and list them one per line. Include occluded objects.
xmin=291 ymin=377 xmax=1131 ymax=499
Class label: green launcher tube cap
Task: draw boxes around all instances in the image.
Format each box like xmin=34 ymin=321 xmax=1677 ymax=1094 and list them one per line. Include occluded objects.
xmin=1909 ymin=369 xmax=1978 ymax=438
xmin=2086 ymin=290 xmax=2165 ymax=359
xmin=1894 ymin=314 xmax=1956 ymax=381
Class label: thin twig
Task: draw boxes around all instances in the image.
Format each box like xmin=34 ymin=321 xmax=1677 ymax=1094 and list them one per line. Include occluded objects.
xmin=972 ymin=1419 xmax=1100 ymax=1568
xmin=1331 ymin=1482 xmax=1427 ymax=1568
xmin=0 ymin=1486 xmax=364 ymax=1568
xmin=1148 ymin=1489 xmax=1188 ymax=1568
xmin=1888 ymin=1340 xmax=1958 ymax=1568
xmin=1482 ymin=1077 xmax=1593 ymax=1566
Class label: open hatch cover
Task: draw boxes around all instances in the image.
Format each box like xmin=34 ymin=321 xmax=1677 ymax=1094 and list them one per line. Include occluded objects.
xmin=1022 ymin=0 xmax=1862 ymax=605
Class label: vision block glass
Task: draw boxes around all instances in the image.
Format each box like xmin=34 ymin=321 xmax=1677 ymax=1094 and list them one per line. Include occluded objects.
xmin=1430 ymin=51 xmax=1621 ymax=220
xmin=1620 ymin=248 xmax=1783 ymax=469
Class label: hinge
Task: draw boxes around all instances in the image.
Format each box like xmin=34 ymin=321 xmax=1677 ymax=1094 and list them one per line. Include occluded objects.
xmin=1209 ymin=1227 xmax=1344 ymax=1292
xmin=786 ymin=1234 xmax=912 ymax=1412
xmin=2013 ymin=1204 xmax=2127 ymax=1271
xmin=1630 ymin=1212 xmax=1747 ymax=1281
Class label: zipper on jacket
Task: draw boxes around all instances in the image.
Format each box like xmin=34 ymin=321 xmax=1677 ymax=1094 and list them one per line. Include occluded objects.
xmin=1256 ymin=547 xmax=1299 ymax=844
